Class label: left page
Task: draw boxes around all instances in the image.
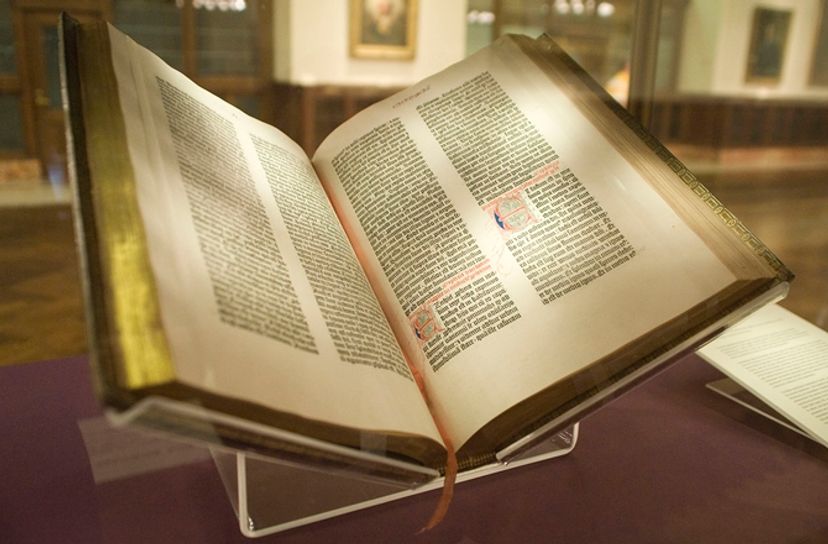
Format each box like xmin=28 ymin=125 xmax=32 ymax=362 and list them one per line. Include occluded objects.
xmin=96 ymin=23 xmax=444 ymax=463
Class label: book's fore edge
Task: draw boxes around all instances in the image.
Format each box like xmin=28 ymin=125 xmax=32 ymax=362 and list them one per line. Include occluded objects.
xmin=72 ymin=20 xmax=176 ymax=392
xmin=61 ymin=13 xmax=117 ymax=405
xmin=523 ymin=34 xmax=793 ymax=283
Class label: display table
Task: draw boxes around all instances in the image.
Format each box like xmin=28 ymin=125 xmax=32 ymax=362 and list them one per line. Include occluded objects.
xmin=1 ymin=354 xmax=826 ymax=543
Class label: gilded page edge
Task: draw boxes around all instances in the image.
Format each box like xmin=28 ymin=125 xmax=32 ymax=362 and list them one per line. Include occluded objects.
xmin=77 ymin=22 xmax=175 ymax=389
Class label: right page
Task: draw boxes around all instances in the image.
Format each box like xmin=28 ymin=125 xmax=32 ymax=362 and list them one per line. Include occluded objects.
xmin=313 ymin=35 xmax=789 ymax=459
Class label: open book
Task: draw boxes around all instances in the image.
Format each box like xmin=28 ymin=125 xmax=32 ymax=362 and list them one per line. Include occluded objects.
xmin=61 ymin=16 xmax=792 ymax=474
xmin=700 ymin=304 xmax=827 ymax=448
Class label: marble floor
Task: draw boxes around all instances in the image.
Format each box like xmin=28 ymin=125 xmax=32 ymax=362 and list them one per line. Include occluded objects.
xmin=0 ymin=157 xmax=826 ymax=367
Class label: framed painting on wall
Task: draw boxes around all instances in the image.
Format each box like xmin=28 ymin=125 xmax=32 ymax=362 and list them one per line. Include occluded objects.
xmin=745 ymin=7 xmax=792 ymax=84
xmin=349 ymin=0 xmax=417 ymax=60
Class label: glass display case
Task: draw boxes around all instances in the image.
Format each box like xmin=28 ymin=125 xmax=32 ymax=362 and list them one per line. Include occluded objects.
xmin=0 ymin=1 xmax=826 ymax=542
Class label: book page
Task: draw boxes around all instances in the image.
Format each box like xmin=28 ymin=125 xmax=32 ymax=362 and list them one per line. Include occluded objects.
xmin=313 ymin=36 xmax=737 ymax=448
xmin=699 ymin=304 xmax=828 ymax=448
xmin=106 ymin=26 xmax=442 ymax=447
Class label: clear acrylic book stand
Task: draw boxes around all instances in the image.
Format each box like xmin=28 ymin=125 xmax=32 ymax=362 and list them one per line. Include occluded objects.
xmin=112 ymin=397 xmax=578 ymax=539
xmin=211 ymin=425 xmax=578 ymax=538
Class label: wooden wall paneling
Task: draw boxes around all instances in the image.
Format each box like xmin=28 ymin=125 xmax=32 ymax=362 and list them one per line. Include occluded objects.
xmin=256 ymin=0 xmax=273 ymax=81
xmin=791 ymin=107 xmax=808 ymax=146
xmin=767 ymin=104 xmax=784 ymax=146
xmin=271 ymin=82 xmax=828 ymax=159
xmin=313 ymin=88 xmax=343 ymax=152
xmin=272 ymin=82 xmax=302 ymax=146
xmin=180 ymin=0 xmax=196 ymax=75
xmin=649 ymin=95 xmax=828 ymax=152
xmin=10 ymin=0 xmax=110 ymax=172
xmin=299 ymin=85 xmax=317 ymax=155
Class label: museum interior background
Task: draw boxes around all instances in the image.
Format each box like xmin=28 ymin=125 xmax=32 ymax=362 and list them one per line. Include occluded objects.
xmin=0 ymin=0 xmax=826 ymax=366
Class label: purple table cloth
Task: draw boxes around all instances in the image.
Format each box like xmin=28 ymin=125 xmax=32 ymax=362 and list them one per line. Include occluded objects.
xmin=1 ymin=354 xmax=826 ymax=543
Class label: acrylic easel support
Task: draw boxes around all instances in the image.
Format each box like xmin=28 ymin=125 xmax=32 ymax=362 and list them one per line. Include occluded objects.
xmin=211 ymin=424 xmax=579 ymax=538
